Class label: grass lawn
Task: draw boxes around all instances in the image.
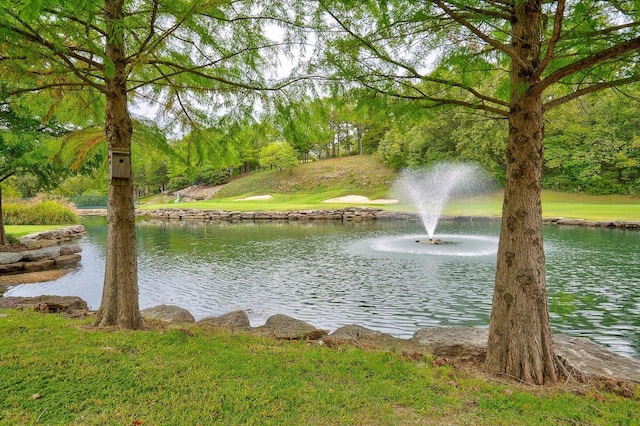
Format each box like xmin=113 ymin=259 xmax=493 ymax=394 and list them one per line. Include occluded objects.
xmin=1 ymin=310 xmax=638 ymax=425
xmin=140 ymin=190 xmax=640 ymax=222
xmin=3 ymin=225 xmax=64 ymax=238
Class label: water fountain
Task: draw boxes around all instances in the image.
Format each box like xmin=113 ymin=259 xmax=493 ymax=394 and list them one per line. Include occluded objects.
xmin=367 ymin=162 xmax=501 ymax=256
xmin=393 ymin=162 xmax=498 ymax=240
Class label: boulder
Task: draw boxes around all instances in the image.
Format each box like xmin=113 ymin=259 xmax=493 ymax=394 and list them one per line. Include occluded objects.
xmin=0 ymin=263 xmax=23 ymax=274
xmin=0 ymin=295 xmax=88 ymax=313
xmin=54 ymin=254 xmax=82 ymax=265
xmin=328 ymin=324 xmax=400 ymax=349
xmin=60 ymin=244 xmax=83 ymax=255
xmin=21 ymin=246 xmax=61 ymax=262
xmin=141 ymin=304 xmax=195 ymax=323
xmin=0 ymin=252 xmax=23 ymax=265
xmin=411 ymin=326 xmax=640 ymax=383
xmin=262 ymin=314 xmax=320 ymax=339
xmin=412 ymin=327 xmax=488 ymax=359
xmin=22 ymin=259 xmax=55 ymax=272
xmin=330 ymin=324 xmax=392 ymax=341
xmin=554 ymin=335 xmax=640 ymax=383
xmin=198 ymin=310 xmax=251 ymax=331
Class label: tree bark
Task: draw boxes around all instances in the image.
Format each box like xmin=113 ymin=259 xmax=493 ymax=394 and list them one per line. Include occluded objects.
xmin=0 ymin=185 xmax=7 ymax=246
xmin=486 ymin=0 xmax=558 ymax=384
xmin=93 ymin=0 xmax=143 ymax=329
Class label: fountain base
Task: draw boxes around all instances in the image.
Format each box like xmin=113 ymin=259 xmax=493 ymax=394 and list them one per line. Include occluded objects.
xmin=415 ymin=238 xmax=443 ymax=245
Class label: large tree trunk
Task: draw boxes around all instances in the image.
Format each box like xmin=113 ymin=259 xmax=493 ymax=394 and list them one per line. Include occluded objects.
xmin=0 ymin=185 xmax=7 ymax=246
xmin=486 ymin=0 xmax=558 ymax=384
xmin=93 ymin=0 xmax=143 ymax=329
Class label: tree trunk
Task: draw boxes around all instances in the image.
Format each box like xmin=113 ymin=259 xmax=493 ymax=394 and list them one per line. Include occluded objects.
xmin=93 ymin=0 xmax=143 ymax=329
xmin=0 ymin=185 xmax=7 ymax=246
xmin=486 ymin=0 xmax=558 ymax=384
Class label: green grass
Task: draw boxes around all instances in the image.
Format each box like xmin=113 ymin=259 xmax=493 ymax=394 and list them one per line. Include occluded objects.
xmin=139 ymin=156 xmax=640 ymax=222
xmin=216 ymin=156 xmax=397 ymax=199
xmin=3 ymin=225 xmax=64 ymax=238
xmin=141 ymin=190 xmax=640 ymax=222
xmin=1 ymin=310 xmax=638 ymax=425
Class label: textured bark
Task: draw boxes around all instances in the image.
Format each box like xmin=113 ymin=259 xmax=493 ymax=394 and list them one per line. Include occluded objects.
xmin=486 ymin=0 xmax=558 ymax=384
xmin=0 ymin=186 xmax=7 ymax=246
xmin=93 ymin=0 xmax=143 ymax=329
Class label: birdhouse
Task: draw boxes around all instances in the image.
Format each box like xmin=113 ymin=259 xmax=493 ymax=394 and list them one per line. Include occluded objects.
xmin=109 ymin=150 xmax=131 ymax=180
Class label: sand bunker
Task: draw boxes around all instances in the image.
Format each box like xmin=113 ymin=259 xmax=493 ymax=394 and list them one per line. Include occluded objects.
xmin=322 ymin=195 xmax=398 ymax=204
xmin=235 ymin=195 xmax=273 ymax=201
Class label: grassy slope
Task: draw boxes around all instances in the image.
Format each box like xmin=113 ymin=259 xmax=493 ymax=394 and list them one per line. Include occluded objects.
xmin=216 ymin=155 xmax=397 ymax=199
xmin=141 ymin=155 xmax=640 ymax=222
xmin=1 ymin=310 xmax=638 ymax=425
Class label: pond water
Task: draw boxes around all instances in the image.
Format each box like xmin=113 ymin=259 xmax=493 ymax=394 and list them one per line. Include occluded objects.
xmin=6 ymin=216 xmax=640 ymax=358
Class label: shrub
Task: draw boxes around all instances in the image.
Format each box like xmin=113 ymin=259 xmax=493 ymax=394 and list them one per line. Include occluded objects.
xmin=5 ymin=233 xmax=20 ymax=244
xmin=167 ymin=177 xmax=191 ymax=193
xmin=2 ymin=198 xmax=79 ymax=225
xmin=195 ymin=168 xmax=231 ymax=186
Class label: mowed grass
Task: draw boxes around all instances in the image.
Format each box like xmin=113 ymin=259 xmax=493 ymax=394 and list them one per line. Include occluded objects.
xmin=3 ymin=225 xmax=64 ymax=238
xmin=1 ymin=310 xmax=638 ymax=425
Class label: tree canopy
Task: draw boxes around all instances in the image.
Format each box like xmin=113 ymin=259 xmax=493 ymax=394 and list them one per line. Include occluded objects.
xmin=309 ymin=0 xmax=640 ymax=384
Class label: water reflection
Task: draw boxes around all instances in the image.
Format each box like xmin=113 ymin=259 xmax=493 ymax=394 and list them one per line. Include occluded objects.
xmin=6 ymin=217 xmax=639 ymax=358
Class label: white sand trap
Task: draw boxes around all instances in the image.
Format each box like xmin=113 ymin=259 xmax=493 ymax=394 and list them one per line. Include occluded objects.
xmin=236 ymin=194 xmax=273 ymax=201
xmin=322 ymin=195 xmax=398 ymax=204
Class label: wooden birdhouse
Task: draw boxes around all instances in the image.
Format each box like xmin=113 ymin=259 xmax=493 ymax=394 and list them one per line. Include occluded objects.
xmin=109 ymin=149 xmax=131 ymax=180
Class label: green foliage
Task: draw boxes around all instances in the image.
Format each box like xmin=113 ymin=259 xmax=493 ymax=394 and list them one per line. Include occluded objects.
xmin=259 ymin=142 xmax=299 ymax=172
xmin=544 ymin=89 xmax=640 ymax=195
xmin=2 ymin=198 xmax=79 ymax=225
xmin=0 ymin=310 xmax=638 ymax=425
xmin=4 ymin=233 xmax=19 ymax=244
xmin=167 ymin=177 xmax=191 ymax=193
xmin=194 ymin=167 xmax=231 ymax=186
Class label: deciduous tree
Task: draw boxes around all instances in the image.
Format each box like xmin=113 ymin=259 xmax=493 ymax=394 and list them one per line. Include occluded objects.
xmin=1 ymin=0 xmax=296 ymax=328
xmin=314 ymin=0 xmax=640 ymax=383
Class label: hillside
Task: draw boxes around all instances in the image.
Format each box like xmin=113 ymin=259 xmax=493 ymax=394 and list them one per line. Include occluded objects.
xmin=215 ymin=155 xmax=397 ymax=199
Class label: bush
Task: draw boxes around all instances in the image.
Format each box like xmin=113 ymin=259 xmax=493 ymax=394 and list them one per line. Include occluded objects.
xmin=195 ymin=168 xmax=231 ymax=186
xmin=3 ymin=198 xmax=79 ymax=225
xmin=167 ymin=177 xmax=191 ymax=193
xmin=5 ymin=233 xmax=20 ymax=244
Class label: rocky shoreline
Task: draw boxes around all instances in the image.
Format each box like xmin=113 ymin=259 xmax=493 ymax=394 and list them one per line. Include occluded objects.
xmin=1 ymin=296 xmax=638 ymax=386
xmin=134 ymin=207 xmax=640 ymax=229
xmin=0 ymin=225 xmax=85 ymax=276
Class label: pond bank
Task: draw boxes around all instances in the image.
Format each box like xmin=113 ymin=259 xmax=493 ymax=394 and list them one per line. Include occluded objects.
xmin=128 ymin=207 xmax=640 ymax=229
xmin=0 ymin=225 xmax=85 ymax=278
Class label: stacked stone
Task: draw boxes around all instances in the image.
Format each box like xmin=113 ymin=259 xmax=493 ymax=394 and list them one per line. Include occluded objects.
xmin=0 ymin=244 xmax=82 ymax=274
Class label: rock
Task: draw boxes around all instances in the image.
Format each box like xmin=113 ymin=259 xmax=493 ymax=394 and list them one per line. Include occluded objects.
xmin=60 ymin=244 xmax=83 ymax=255
xmin=141 ymin=304 xmax=195 ymax=323
xmin=22 ymin=259 xmax=55 ymax=271
xmin=21 ymin=246 xmax=61 ymax=262
xmin=0 ymin=263 xmax=24 ymax=273
xmin=330 ymin=324 xmax=392 ymax=340
xmin=262 ymin=314 xmax=318 ymax=339
xmin=198 ymin=310 xmax=251 ymax=331
xmin=410 ymin=326 xmax=640 ymax=383
xmin=0 ymin=295 xmax=88 ymax=313
xmin=0 ymin=252 xmax=23 ymax=265
xmin=54 ymin=254 xmax=82 ymax=265
xmin=554 ymin=335 xmax=640 ymax=383
xmin=412 ymin=327 xmax=488 ymax=359
xmin=327 ymin=325 xmax=400 ymax=349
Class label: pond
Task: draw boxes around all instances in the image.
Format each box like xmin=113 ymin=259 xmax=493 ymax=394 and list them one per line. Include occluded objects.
xmin=6 ymin=216 xmax=640 ymax=358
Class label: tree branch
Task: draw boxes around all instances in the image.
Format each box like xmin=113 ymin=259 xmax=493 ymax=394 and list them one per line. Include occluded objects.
xmin=430 ymin=0 xmax=519 ymax=63
xmin=543 ymin=75 xmax=640 ymax=111
xmin=536 ymin=36 xmax=640 ymax=95
xmin=535 ymin=0 xmax=565 ymax=80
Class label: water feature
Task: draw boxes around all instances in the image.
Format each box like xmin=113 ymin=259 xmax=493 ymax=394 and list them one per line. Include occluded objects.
xmin=392 ymin=163 xmax=498 ymax=239
xmin=5 ymin=217 xmax=639 ymax=358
